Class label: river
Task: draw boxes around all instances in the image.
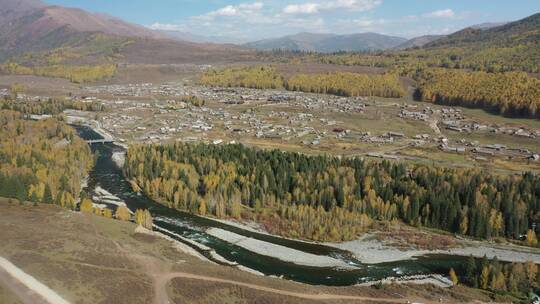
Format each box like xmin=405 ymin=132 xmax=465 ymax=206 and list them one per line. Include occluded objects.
xmin=75 ymin=125 xmax=468 ymax=286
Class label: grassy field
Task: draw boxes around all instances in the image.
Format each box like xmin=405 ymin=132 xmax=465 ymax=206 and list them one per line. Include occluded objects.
xmin=0 ymin=198 xmax=497 ymax=304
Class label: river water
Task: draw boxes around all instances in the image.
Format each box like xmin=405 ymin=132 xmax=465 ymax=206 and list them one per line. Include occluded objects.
xmin=76 ymin=125 xmax=468 ymax=286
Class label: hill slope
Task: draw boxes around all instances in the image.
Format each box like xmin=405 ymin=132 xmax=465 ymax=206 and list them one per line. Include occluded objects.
xmin=425 ymin=13 xmax=540 ymax=48
xmin=0 ymin=0 xmax=170 ymax=61
xmin=394 ymin=35 xmax=444 ymax=50
xmin=0 ymin=0 xmax=255 ymax=66
xmin=245 ymin=32 xmax=406 ymax=53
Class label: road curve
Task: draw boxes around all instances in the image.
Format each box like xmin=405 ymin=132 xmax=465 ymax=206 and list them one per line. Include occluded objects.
xmin=161 ymin=272 xmax=424 ymax=303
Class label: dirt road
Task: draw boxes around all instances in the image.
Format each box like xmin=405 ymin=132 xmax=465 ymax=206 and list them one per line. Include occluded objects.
xmin=159 ymin=272 xmax=419 ymax=303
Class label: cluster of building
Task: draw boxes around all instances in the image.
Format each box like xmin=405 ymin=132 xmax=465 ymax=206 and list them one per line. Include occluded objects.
xmin=74 ymin=80 xmax=540 ymax=164
xmin=440 ymin=139 xmax=539 ymax=161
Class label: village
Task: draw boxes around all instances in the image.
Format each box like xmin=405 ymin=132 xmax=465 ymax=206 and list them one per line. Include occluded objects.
xmin=5 ymin=79 xmax=538 ymax=171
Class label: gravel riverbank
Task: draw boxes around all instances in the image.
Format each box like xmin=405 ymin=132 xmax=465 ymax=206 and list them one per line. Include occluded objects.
xmin=206 ymin=228 xmax=355 ymax=269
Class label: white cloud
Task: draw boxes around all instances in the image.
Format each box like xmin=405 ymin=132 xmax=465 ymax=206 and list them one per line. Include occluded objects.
xmin=423 ymin=9 xmax=455 ymax=19
xmin=283 ymin=3 xmax=320 ymax=14
xmin=283 ymin=0 xmax=382 ymax=15
xmin=148 ymin=22 xmax=185 ymax=31
xmin=202 ymin=2 xmax=264 ymax=19
xmin=351 ymin=18 xmax=386 ymax=27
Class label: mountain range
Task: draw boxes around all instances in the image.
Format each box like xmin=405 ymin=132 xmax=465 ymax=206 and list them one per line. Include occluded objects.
xmin=425 ymin=13 xmax=539 ymax=48
xmin=243 ymin=32 xmax=408 ymax=53
xmin=0 ymin=0 xmax=254 ymax=64
xmin=0 ymin=0 xmax=538 ymax=64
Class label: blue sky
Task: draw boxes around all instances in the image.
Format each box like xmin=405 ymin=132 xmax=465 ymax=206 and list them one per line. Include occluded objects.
xmin=44 ymin=0 xmax=540 ymax=41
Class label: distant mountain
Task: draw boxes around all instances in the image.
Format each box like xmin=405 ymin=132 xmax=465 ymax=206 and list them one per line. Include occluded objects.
xmin=159 ymin=30 xmax=241 ymax=44
xmin=425 ymin=13 xmax=540 ymax=48
xmin=470 ymin=22 xmax=508 ymax=30
xmin=244 ymin=32 xmax=407 ymax=53
xmin=0 ymin=0 xmax=170 ymax=61
xmin=394 ymin=35 xmax=445 ymax=50
xmin=0 ymin=0 xmax=253 ymax=64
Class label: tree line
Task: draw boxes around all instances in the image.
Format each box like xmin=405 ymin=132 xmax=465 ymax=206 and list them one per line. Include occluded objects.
xmin=0 ymin=110 xmax=93 ymax=208
xmin=414 ymin=68 xmax=540 ymax=119
xmin=200 ymin=66 xmax=284 ymax=90
xmin=1 ymin=96 xmax=105 ymax=115
xmin=0 ymin=62 xmax=117 ymax=83
xmin=123 ymin=142 xmax=540 ymax=242
xmin=201 ymin=66 xmax=405 ymax=99
xmin=293 ymin=42 xmax=540 ymax=73
xmin=286 ymin=72 xmax=405 ymax=98
xmin=80 ymin=198 xmax=153 ymax=230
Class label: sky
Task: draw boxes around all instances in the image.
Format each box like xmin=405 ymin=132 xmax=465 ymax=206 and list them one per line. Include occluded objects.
xmin=44 ymin=0 xmax=540 ymax=42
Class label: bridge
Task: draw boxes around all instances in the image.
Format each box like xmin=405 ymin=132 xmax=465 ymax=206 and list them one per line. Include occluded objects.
xmin=86 ymin=139 xmax=114 ymax=145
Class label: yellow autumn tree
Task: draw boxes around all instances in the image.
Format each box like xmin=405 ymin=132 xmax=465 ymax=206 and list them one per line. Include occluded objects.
xmin=103 ymin=208 xmax=113 ymax=218
xmin=135 ymin=209 xmax=153 ymax=230
xmin=526 ymin=229 xmax=538 ymax=246
xmin=80 ymin=199 xmax=94 ymax=213
xmin=198 ymin=199 xmax=207 ymax=216
xmin=449 ymin=268 xmax=459 ymax=286
xmin=115 ymin=206 xmax=131 ymax=221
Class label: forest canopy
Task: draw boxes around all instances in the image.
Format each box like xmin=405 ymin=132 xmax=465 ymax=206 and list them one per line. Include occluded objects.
xmin=201 ymin=66 xmax=405 ymax=98
xmin=1 ymin=96 xmax=105 ymax=115
xmin=201 ymin=66 xmax=284 ymax=90
xmin=286 ymin=72 xmax=405 ymax=98
xmin=124 ymin=142 xmax=540 ymax=242
xmin=0 ymin=110 xmax=93 ymax=207
xmin=0 ymin=62 xmax=117 ymax=83
xmin=414 ymin=68 xmax=540 ymax=119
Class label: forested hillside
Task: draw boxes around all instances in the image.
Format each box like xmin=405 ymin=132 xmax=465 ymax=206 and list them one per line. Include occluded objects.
xmin=414 ymin=69 xmax=540 ymax=119
xmin=124 ymin=143 xmax=540 ymax=242
xmin=286 ymin=72 xmax=405 ymax=98
xmin=0 ymin=110 xmax=93 ymax=207
xmin=1 ymin=62 xmax=117 ymax=83
xmin=201 ymin=66 xmax=405 ymax=98
xmin=425 ymin=12 xmax=540 ymax=48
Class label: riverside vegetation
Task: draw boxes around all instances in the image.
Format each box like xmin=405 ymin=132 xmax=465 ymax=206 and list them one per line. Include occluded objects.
xmin=455 ymin=256 xmax=539 ymax=300
xmin=0 ymin=109 xmax=154 ymax=227
xmin=124 ymin=142 xmax=540 ymax=243
xmin=1 ymin=94 xmax=105 ymax=115
xmin=0 ymin=110 xmax=93 ymax=208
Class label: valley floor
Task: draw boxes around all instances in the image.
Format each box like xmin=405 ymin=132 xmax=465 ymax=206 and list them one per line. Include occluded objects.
xmin=212 ymin=217 xmax=540 ymax=265
xmin=0 ymin=198 xmax=495 ymax=304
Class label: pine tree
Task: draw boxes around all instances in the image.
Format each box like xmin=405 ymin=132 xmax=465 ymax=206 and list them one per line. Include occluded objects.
xmin=42 ymin=183 xmax=53 ymax=204
xmin=466 ymin=255 xmax=478 ymax=287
